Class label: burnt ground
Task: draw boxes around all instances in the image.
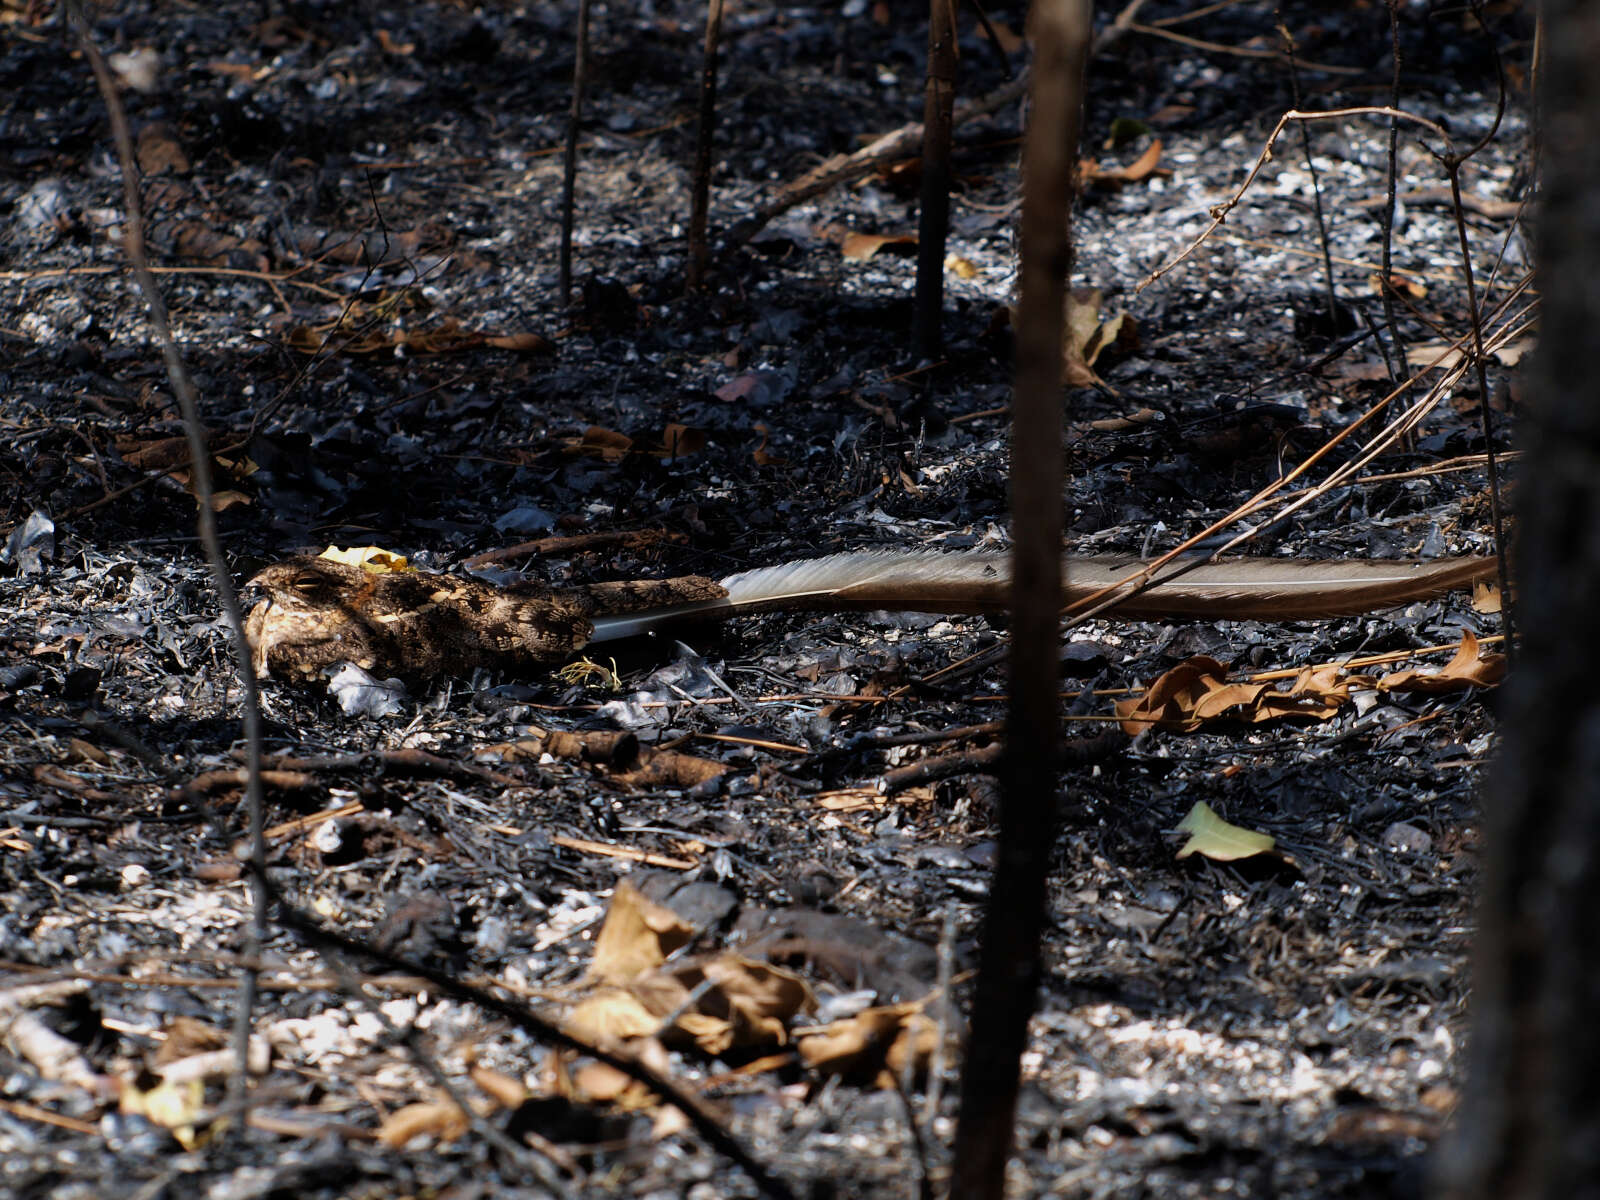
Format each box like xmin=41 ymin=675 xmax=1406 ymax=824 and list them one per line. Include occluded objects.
xmin=0 ymin=1 xmax=1528 ymax=1197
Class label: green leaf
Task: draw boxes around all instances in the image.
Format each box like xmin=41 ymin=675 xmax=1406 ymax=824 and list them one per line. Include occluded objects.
xmin=1175 ymin=801 xmax=1275 ymax=862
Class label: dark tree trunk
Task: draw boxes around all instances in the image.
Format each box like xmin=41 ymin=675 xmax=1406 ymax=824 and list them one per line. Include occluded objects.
xmin=1436 ymin=5 xmax=1600 ymax=1198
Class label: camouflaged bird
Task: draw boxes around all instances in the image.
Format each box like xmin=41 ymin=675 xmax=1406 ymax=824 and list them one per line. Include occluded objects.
xmin=243 ymin=551 xmax=1497 ymax=683
xmin=242 ymin=557 xmax=726 ymax=681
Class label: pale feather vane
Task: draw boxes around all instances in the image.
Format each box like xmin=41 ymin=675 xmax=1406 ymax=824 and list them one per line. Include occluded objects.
xmin=586 ymin=550 xmax=1495 ymax=643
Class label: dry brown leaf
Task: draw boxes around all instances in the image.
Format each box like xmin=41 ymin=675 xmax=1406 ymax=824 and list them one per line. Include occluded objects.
xmin=1118 ymin=139 xmax=1165 ymax=183
xmin=376 ymin=1099 xmax=470 ymax=1148
xmin=695 ymin=955 xmax=813 ymax=1049
xmin=566 ymin=987 xmax=663 ymax=1044
xmin=168 ymin=466 xmax=253 ymax=512
xmin=1378 ymin=631 xmax=1506 ymax=692
xmin=587 ymin=880 xmax=695 ymax=985
xmin=751 ymin=423 xmax=787 ymax=467
xmin=814 ymin=787 xmax=882 ymax=812
xmin=470 ymin=1064 xmax=528 ymax=1110
xmin=574 ymin=426 xmax=634 ymax=461
xmin=205 ymin=489 xmax=251 ymax=512
xmin=484 ymin=331 xmax=555 ymax=353
xmin=402 ymin=318 xmax=481 ymax=354
xmin=318 ymin=545 xmax=409 ymax=572
xmin=1369 ymin=271 xmax=1427 ymax=301
xmin=796 ymin=1000 xmax=939 ymax=1088
xmin=1117 ymin=656 xmax=1375 ymax=733
xmin=376 ymin=28 xmax=415 ymax=54
xmin=1087 ymin=407 xmax=1162 ymax=432
xmin=568 ymin=1038 xmax=673 ymax=1109
xmin=613 ymin=953 xmax=812 ymax=1057
xmin=1148 ymin=103 xmax=1196 ymax=125
xmin=1056 ymin=288 xmax=1137 ymax=388
xmin=840 ymin=231 xmax=918 ymax=260
xmin=1188 ymin=677 xmax=1273 ymax=723
xmin=1115 ymin=656 xmax=1230 ymax=733
xmin=660 ymin=423 xmax=705 ymax=457
xmin=136 ymin=122 xmax=190 ymax=175
xmin=570 ymin=1059 xmax=634 ymax=1103
xmin=1080 ymin=139 xmax=1166 ymax=187
xmin=1083 ymin=310 xmax=1138 ymax=368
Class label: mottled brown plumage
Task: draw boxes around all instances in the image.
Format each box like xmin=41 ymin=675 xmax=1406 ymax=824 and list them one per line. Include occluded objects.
xmin=242 ymin=558 xmax=725 ymax=681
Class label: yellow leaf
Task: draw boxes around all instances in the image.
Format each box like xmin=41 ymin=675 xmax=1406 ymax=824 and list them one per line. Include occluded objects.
xmin=944 ymin=254 xmax=978 ymax=279
xmin=1175 ymin=801 xmax=1274 ymax=861
xmin=318 ymin=546 xmax=409 ymax=572
xmin=120 ymin=1076 xmax=205 ymax=1149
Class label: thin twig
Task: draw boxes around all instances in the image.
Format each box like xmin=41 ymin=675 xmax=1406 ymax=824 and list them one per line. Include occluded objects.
xmin=913 ymin=0 xmax=959 ymax=357
xmin=67 ymin=0 xmax=269 ymax=1122
xmin=1138 ymin=105 xmax=1454 ymax=295
xmin=559 ymin=0 xmax=590 ymax=306
xmin=1440 ymin=0 xmax=1516 ymax=655
xmin=1277 ymin=19 xmax=1338 ymax=322
xmin=1126 ymin=21 xmax=1363 ymax=75
xmin=686 ymin=0 xmax=725 ymax=290
xmin=1377 ymin=1 xmax=1407 ymax=390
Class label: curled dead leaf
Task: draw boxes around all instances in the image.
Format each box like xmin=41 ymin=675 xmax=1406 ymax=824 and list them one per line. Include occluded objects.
xmin=1116 ymin=656 xmax=1380 ymax=733
xmin=1378 ymin=630 xmax=1506 ymax=693
xmin=839 ymin=230 xmax=918 ymax=260
xmin=1087 ymin=407 xmax=1163 ymax=433
xmin=376 ymin=1099 xmax=470 ymax=1148
xmin=566 ymin=987 xmax=663 ymax=1045
xmin=661 ymin=423 xmax=705 ymax=457
xmin=1079 ymin=139 xmax=1166 ymax=187
xmin=751 ymin=423 xmax=787 ymax=467
xmin=586 ymin=880 xmax=695 ymax=986
xmin=484 ymin=331 xmax=555 ymax=353
xmin=796 ymin=1000 xmax=940 ymax=1088
xmin=470 ymin=1064 xmax=529 ymax=1111
xmin=1058 ymin=288 xmax=1138 ymax=389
